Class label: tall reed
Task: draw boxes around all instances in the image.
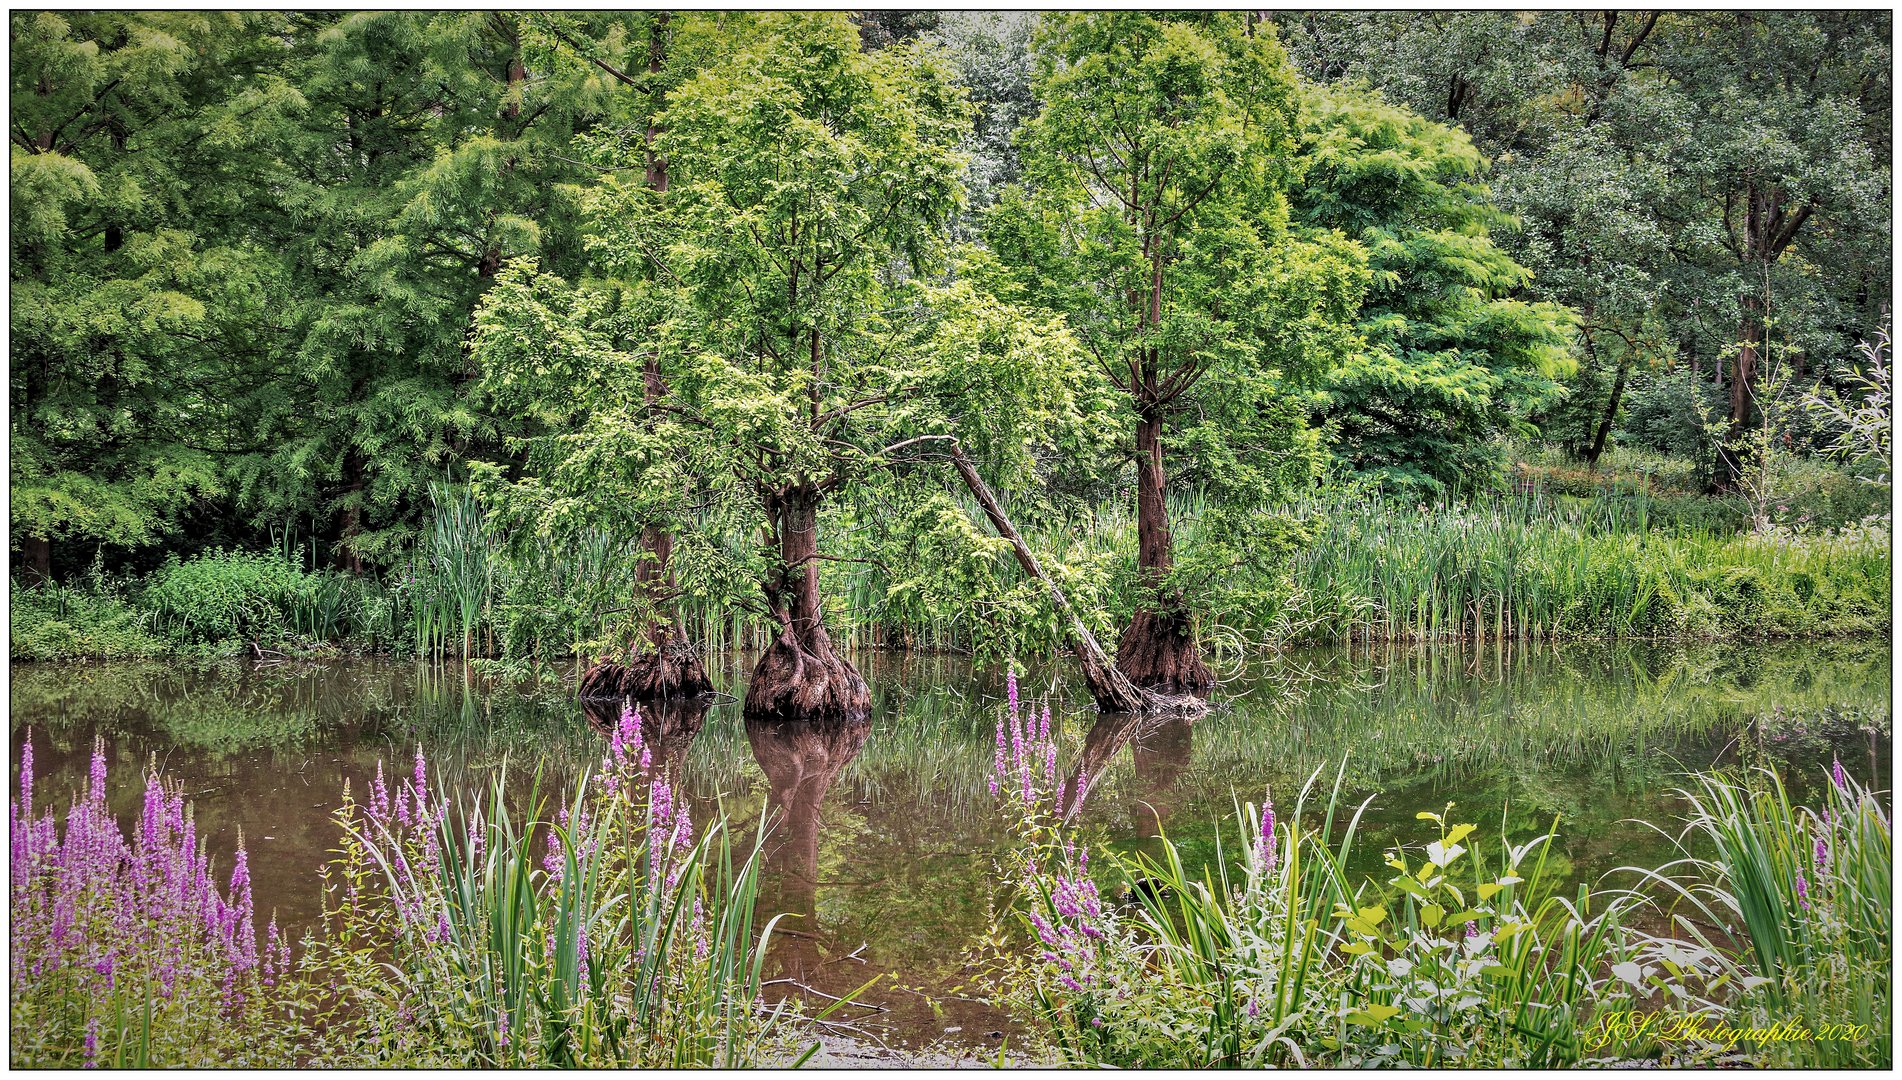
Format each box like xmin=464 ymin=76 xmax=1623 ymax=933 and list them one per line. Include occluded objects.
xmin=1629 ymin=765 xmax=1892 ymax=1067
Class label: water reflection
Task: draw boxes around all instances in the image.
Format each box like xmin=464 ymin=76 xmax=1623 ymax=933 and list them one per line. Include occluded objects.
xmin=746 ymin=714 xmax=872 ymax=985
xmin=7 ymin=640 xmax=1889 ymax=1050
xmin=579 ymin=695 xmax=710 ymax=784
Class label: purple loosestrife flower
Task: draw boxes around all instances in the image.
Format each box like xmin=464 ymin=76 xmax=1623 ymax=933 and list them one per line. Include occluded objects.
xmin=19 ymin=734 xmax=33 ymax=821
xmin=1254 ymin=789 xmax=1277 ymax=872
xmin=1816 ymin=834 xmax=1829 ymax=874
xmin=992 ymin=713 xmax=1006 ymax=797
xmin=1007 ymin=669 xmax=1019 ymax=720
xmin=1039 ymin=704 xmax=1050 ymax=743
xmin=88 ymin=737 xmax=107 ymax=806
xmin=1044 ymin=741 xmax=1057 ymax=789
xmin=369 ymin=761 xmax=390 ymax=823
xmin=1796 ymin=872 xmax=1811 ymax=911
xmin=496 ymin=1008 xmax=510 ymax=1049
xmin=1832 ymin=757 xmax=1848 ymax=792
xmin=1010 ymin=701 xmax=1026 ymax=777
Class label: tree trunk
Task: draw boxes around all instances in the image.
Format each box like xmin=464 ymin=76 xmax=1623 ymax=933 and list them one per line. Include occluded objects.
xmin=18 ymin=536 xmax=52 ymax=583
xmin=585 ymin=15 xmax=707 ymax=702
xmin=1116 ymin=414 xmax=1212 ymax=696
xmin=742 ymin=487 xmax=870 ymax=722
xmin=946 ymin=444 xmax=1186 ymax=715
xmin=332 ymin=450 xmax=367 ymax=573
xmin=1586 ymin=358 xmax=1629 ymax=465
xmin=1716 ymin=295 xmax=1763 ymax=491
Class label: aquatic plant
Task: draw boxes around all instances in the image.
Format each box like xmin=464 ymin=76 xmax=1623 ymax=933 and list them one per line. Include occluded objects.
xmin=1630 ymin=765 xmax=1892 ymax=1067
xmin=9 ymin=734 xmax=299 ymax=1067
xmin=298 ymin=715 xmax=797 ymax=1067
xmin=984 ymin=728 xmax=1739 ymax=1067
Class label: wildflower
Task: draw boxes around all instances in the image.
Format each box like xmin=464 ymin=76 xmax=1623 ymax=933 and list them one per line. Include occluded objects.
xmin=1832 ymin=757 xmax=1848 ymax=792
xmin=369 ymin=761 xmax=390 ymax=823
xmin=1254 ymin=788 xmax=1277 ymax=872
xmin=1796 ymin=872 xmax=1811 ymax=911
xmin=496 ymin=1008 xmax=510 ymax=1050
xmin=991 ymin=712 xmax=1006 ymax=797
xmin=83 ymin=1017 xmax=99 ymax=1068
xmin=1816 ymin=834 xmax=1829 ymax=875
xmin=88 ymin=737 xmax=108 ymax=806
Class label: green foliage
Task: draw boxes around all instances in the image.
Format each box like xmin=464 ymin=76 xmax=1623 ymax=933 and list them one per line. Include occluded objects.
xmin=1282 ymin=11 xmax=1891 ymax=488
xmin=144 ymin=549 xmax=345 ymax=650
xmin=1292 ymin=86 xmax=1576 ymax=495
xmin=1631 ymin=767 xmax=1891 ymax=1067
xmin=989 ymin=763 xmax=1733 ymax=1067
xmin=9 ymin=565 xmax=166 ymax=661
xmin=1284 ymin=492 xmax=1891 ymax=643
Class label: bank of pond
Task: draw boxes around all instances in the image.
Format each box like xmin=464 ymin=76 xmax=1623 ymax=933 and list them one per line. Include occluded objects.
xmin=8 ymin=641 xmax=1892 ymax=1068
xmin=12 ymin=492 xmax=1892 ymax=668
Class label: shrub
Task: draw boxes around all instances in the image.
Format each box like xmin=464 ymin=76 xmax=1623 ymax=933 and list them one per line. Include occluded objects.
xmin=143 ymin=549 xmax=328 ymax=649
xmin=10 ymin=573 xmax=166 ymax=660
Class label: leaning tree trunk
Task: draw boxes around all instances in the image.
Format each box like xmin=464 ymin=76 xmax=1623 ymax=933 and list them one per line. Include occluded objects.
xmin=1586 ymin=357 xmax=1630 ymax=466
xmin=1116 ymin=414 xmax=1213 ymax=696
xmin=742 ymin=487 xmax=870 ymax=722
xmin=946 ymin=444 xmax=1192 ymax=715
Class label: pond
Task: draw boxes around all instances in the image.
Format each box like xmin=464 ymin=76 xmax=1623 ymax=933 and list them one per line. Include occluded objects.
xmin=9 ymin=640 xmax=1890 ymax=1053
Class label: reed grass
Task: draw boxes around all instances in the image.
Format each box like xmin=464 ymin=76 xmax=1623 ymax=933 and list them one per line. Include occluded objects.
xmin=988 ymin=755 xmax=1738 ymax=1068
xmin=1627 ymin=765 xmax=1892 ymax=1067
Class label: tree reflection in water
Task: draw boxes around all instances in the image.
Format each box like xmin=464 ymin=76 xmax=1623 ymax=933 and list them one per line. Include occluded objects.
xmin=745 ymin=714 xmax=872 ymax=987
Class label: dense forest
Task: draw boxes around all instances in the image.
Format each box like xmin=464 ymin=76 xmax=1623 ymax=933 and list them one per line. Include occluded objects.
xmin=11 ymin=11 xmax=1892 ymax=706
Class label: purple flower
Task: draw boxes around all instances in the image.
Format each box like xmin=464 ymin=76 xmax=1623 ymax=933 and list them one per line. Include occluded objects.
xmin=19 ymin=733 xmax=33 ymax=821
xmin=1832 ymin=757 xmax=1848 ymax=792
xmin=1796 ymin=872 xmax=1811 ymax=911
xmin=1815 ymin=834 xmax=1829 ymax=874
xmin=991 ymin=712 xmax=1006 ymax=798
xmin=88 ymin=737 xmax=107 ymax=806
xmin=1254 ymin=788 xmax=1277 ymax=872
xmin=1007 ymin=669 xmax=1019 ymax=721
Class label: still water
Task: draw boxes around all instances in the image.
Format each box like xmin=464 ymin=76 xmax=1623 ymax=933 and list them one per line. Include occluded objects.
xmin=9 ymin=641 xmax=1890 ymax=1050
